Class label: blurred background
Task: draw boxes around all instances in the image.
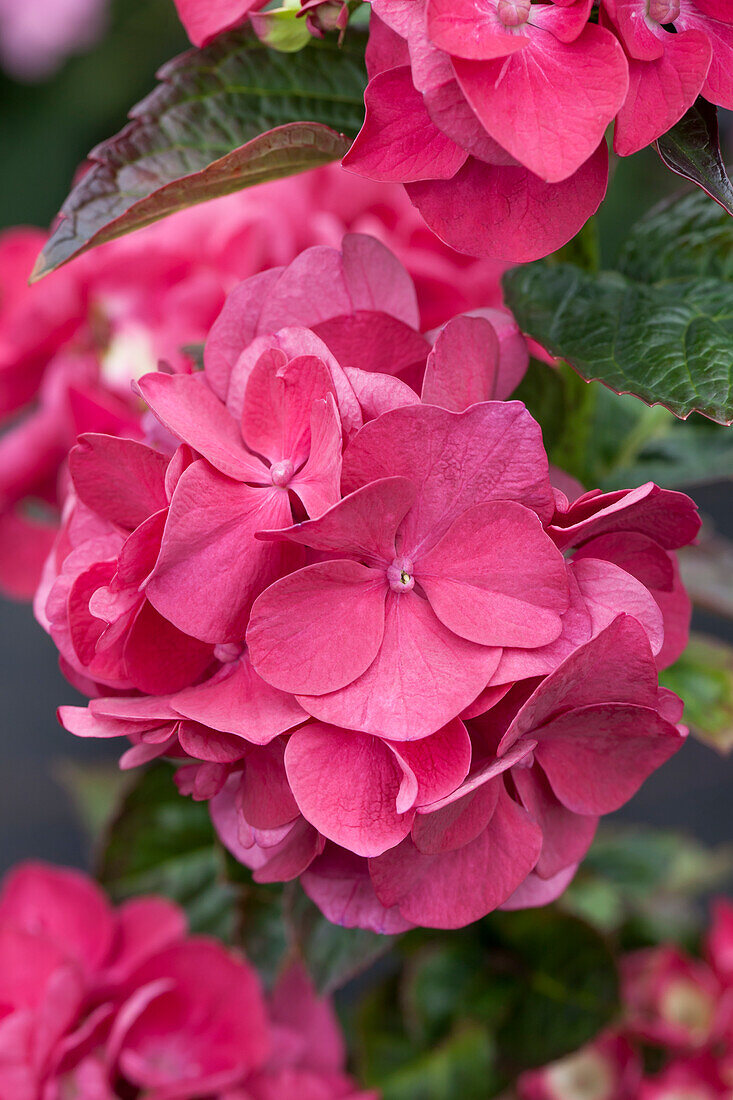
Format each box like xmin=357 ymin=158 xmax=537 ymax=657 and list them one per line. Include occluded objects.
xmin=0 ymin=0 xmax=731 ymax=875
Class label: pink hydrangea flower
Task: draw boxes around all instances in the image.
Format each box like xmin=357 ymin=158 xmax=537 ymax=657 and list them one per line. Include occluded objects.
xmin=0 ymin=167 xmax=512 ymax=600
xmin=45 ymin=234 xmax=699 ymax=932
xmin=517 ymin=1033 xmax=641 ymax=1100
xmin=0 ymin=861 xmax=372 ymax=1100
xmin=342 ymin=0 xmax=626 ymax=260
xmin=602 ymin=0 xmax=733 ymax=156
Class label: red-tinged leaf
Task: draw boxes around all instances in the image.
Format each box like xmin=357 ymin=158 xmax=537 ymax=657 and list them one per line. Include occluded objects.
xmin=655 ymin=97 xmax=733 ymax=218
xmin=32 ymin=30 xmax=367 ymax=280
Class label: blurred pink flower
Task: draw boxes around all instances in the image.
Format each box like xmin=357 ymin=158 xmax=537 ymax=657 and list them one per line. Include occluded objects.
xmin=0 ymin=861 xmax=371 ymax=1100
xmin=0 ymin=0 xmax=107 ymax=81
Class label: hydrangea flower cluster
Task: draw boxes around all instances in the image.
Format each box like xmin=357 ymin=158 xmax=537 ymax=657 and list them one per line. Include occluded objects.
xmin=0 ymin=860 xmax=373 ymax=1100
xmin=172 ymin=0 xmax=733 ymax=262
xmin=518 ymin=899 xmax=733 ymax=1099
xmin=0 ymin=0 xmax=107 ymax=81
xmin=44 ymin=233 xmax=699 ymax=932
xmin=0 ymin=164 xmax=507 ymax=600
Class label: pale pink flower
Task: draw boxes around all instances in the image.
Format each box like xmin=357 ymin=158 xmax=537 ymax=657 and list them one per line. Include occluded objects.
xmin=0 ymin=0 xmax=107 ymax=81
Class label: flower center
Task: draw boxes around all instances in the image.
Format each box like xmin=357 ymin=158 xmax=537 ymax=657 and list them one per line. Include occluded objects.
xmin=497 ymin=0 xmax=531 ymax=27
xmin=387 ymin=557 xmax=415 ymax=593
xmin=648 ymin=0 xmax=680 ymax=22
xmin=270 ymin=459 xmax=295 ymax=487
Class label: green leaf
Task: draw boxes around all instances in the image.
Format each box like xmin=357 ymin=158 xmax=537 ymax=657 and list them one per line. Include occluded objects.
xmin=483 ymin=910 xmax=619 ymax=1071
xmin=376 ymin=1024 xmax=500 ymax=1100
xmin=655 ymin=98 xmax=733 ymax=218
xmin=33 ymin=30 xmax=367 ymax=279
xmin=503 ymin=189 xmax=733 ymax=423
xmin=97 ymin=762 xmax=240 ymax=939
xmin=661 ymin=633 xmax=733 ymax=754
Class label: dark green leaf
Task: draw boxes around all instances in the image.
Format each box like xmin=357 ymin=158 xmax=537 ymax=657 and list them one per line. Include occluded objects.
xmin=655 ymin=98 xmax=733 ymax=218
xmin=33 ymin=30 xmax=367 ymax=279
xmin=483 ymin=909 xmax=619 ymax=1070
xmin=97 ymin=762 xmax=239 ymax=939
xmin=377 ymin=1024 xmax=500 ymax=1100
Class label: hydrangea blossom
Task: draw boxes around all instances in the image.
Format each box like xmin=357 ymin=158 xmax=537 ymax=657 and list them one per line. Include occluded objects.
xmin=45 ymin=234 xmax=699 ymax=932
xmin=518 ymin=899 xmax=733 ymax=1099
xmin=0 ymin=861 xmax=373 ymax=1100
xmin=0 ymin=164 xmax=509 ymax=600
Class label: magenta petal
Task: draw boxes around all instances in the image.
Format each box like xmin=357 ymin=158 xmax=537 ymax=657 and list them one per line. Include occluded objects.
xmin=299 ymin=590 xmax=500 ymax=741
xmin=454 ymin=24 xmax=628 ymax=182
xmin=345 ymin=367 xmax=420 ymax=421
xmin=500 ymin=863 xmax=579 ymax=910
xmin=247 ymin=560 xmax=387 ymax=695
xmin=241 ymin=350 xmax=335 ymax=468
xmin=426 ymin=0 xmax=530 ymax=59
xmin=421 ymin=314 xmax=500 ymax=411
xmin=241 ymin=742 xmax=299 ymax=829
xmin=343 ymin=67 xmax=468 ymax=183
xmin=548 ymin=482 xmax=701 ymax=552
xmin=411 ymin=779 xmax=500 ymax=856
xmin=653 ymin=557 xmax=692 ymax=671
xmin=258 ymin=476 xmax=416 ymax=563
xmin=69 ymin=435 xmax=169 ymax=531
xmin=501 ymin=615 xmax=661 ymax=754
xmin=573 ymin=532 xmax=675 ymax=592
xmin=343 ymin=402 xmax=555 ymax=548
xmin=389 ymin=717 xmax=472 ymax=807
xmin=137 ymin=372 xmax=267 ymax=483
xmin=417 ymin=500 xmax=569 ymax=647
xmin=173 ymin=653 xmax=306 ymax=744
xmin=536 ymin=702 xmax=685 ymax=815
xmin=204 ymin=268 xmax=283 ymax=401
xmin=513 ymin=765 xmax=597 ymax=879
xmin=313 ymin=311 xmax=429 ymax=377
xmin=252 ymin=818 xmax=323 ymax=884
xmin=285 ymin=723 xmax=414 ymax=857
xmin=614 ymin=31 xmax=711 ymax=156
xmin=572 ymin=557 xmax=664 ymax=656
xmin=341 ymin=232 xmax=421 ymax=330
xmin=407 ymin=144 xmax=608 ymax=262
xmin=301 ymin=846 xmax=414 ymax=934
xmin=123 ymin=601 xmax=213 ymax=695
xmin=370 ymin=785 xmax=542 ymax=928
xmin=290 ymin=395 xmax=343 ymax=518
xmin=146 ymin=461 xmax=293 ymax=643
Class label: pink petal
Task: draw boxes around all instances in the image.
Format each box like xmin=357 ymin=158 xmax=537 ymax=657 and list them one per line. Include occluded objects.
xmin=426 ymin=0 xmax=530 ymax=60
xmin=69 ymin=435 xmax=169 ymax=531
xmin=653 ymin=557 xmax=691 ymax=671
xmin=389 ymin=717 xmax=472 ymax=807
xmin=366 ymin=11 xmax=410 ymax=76
xmin=342 ymin=402 xmax=556 ymax=551
xmin=500 ymin=862 xmax=579 ymax=910
xmin=105 ymin=897 xmax=187 ymax=986
xmin=204 ymin=268 xmax=283 ymax=401
xmin=258 ymin=476 xmax=416 ymax=563
xmin=411 ymin=779 xmax=500 ymax=855
xmin=247 ymin=560 xmax=388 ymax=695
xmin=285 ymin=723 xmax=415 ymax=857
xmin=312 ymin=311 xmax=429 ymax=377
xmin=241 ymin=350 xmax=335 ymax=468
xmin=301 ymin=846 xmax=414 ymax=934
xmin=536 ymin=702 xmax=685 ymax=814
xmin=614 ymin=30 xmax=711 ymax=156
xmin=678 ymin=5 xmax=733 ymax=109
xmin=269 ymin=962 xmax=345 ymax=1074
xmin=341 ymin=232 xmax=421 ymax=330
xmin=421 ymin=314 xmax=500 ymax=410
xmin=146 ymin=461 xmax=293 ymax=643
xmin=417 ymin=499 xmax=569 ymax=647
xmin=502 ymin=615 xmax=661 ymax=747
xmin=0 ymin=862 xmax=114 ymax=976
xmin=240 ymin=742 xmax=299 ymax=830
xmin=252 ymin=818 xmax=324 ymax=884
xmin=344 ymin=366 xmax=420 ymax=420
xmin=173 ymin=0 xmax=266 ymax=45
xmin=299 ymin=590 xmax=500 ymax=740
xmin=406 ymin=144 xmax=608 ymax=262
xmin=137 ymin=372 xmax=268 ymax=483
xmin=123 ymin=601 xmax=213 ymax=695
xmin=512 ymin=765 xmax=597 ymax=879
xmin=572 ymin=557 xmax=665 ymax=656
xmin=343 ymin=67 xmax=468 ymax=183
xmin=453 ymin=24 xmax=628 ymax=182
xmin=173 ymin=653 xmax=306 ymax=744
xmin=548 ymin=482 xmax=701 ymax=552
xmin=369 ymin=784 xmax=542 ymax=927
xmin=573 ymin=531 xmax=675 ymax=592
xmin=290 ymin=395 xmax=343 ymax=518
